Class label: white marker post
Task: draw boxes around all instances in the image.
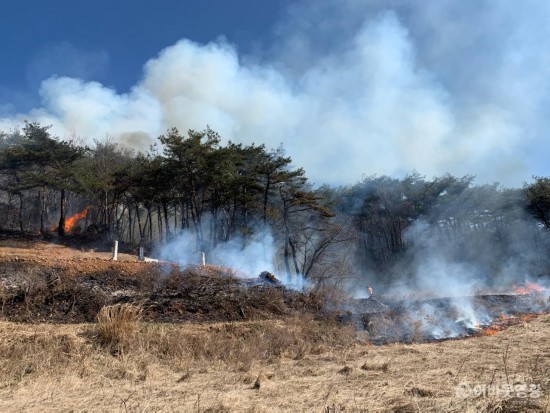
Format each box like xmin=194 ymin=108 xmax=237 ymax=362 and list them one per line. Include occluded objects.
xmin=112 ymin=240 xmax=119 ymax=261
xmin=201 ymin=252 xmax=206 ymax=266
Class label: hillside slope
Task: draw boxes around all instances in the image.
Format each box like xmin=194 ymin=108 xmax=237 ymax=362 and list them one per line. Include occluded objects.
xmin=0 ymin=239 xmax=325 ymax=323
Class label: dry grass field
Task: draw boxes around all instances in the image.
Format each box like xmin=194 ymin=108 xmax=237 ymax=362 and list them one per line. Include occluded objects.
xmin=0 ymin=311 xmax=549 ymax=412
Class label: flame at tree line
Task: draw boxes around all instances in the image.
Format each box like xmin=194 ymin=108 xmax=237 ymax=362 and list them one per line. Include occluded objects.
xmin=52 ymin=207 xmax=90 ymax=234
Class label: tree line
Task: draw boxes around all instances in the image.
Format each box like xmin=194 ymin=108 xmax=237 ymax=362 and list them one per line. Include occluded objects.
xmin=1 ymin=122 xmax=549 ymax=285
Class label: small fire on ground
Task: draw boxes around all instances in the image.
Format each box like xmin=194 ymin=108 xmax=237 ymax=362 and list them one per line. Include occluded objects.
xmin=475 ymin=313 xmax=541 ymax=336
xmin=513 ymin=282 xmax=545 ymax=295
xmin=357 ymin=281 xmax=549 ymax=344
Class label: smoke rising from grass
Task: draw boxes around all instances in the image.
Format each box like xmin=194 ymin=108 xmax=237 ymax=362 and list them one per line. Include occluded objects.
xmin=343 ymin=178 xmax=550 ymax=302
xmin=1 ymin=1 xmax=550 ymax=185
xmin=384 ymin=216 xmax=550 ymax=298
xmin=156 ymin=229 xmax=307 ymax=289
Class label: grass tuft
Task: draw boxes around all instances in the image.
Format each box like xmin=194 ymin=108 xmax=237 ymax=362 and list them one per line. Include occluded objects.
xmin=95 ymin=303 xmax=141 ymax=351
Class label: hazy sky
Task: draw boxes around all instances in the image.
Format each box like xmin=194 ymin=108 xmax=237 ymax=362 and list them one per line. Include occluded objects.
xmin=1 ymin=0 xmax=549 ymax=186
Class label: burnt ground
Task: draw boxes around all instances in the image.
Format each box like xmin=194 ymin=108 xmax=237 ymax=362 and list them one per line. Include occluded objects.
xmin=0 ymin=239 xmax=327 ymax=324
xmin=359 ymin=293 xmax=550 ymax=344
xmin=1 ymin=236 xmax=549 ymax=346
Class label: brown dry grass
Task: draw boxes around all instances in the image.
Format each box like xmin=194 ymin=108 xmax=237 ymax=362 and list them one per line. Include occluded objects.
xmin=0 ymin=313 xmax=549 ymax=412
xmin=95 ymin=303 xmax=142 ymax=352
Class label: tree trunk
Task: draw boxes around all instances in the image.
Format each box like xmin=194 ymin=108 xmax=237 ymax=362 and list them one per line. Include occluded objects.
xmin=5 ymin=192 xmax=12 ymax=230
xmin=102 ymin=190 xmax=108 ymax=227
xmin=128 ymin=203 xmax=133 ymax=243
xmin=288 ymin=237 xmax=301 ymax=276
xmin=135 ymin=204 xmax=143 ymax=240
xmin=39 ymin=187 xmax=46 ymax=234
xmin=162 ymin=200 xmax=170 ymax=240
xmin=263 ymin=176 xmax=271 ymax=225
xmin=58 ymin=188 xmax=66 ymax=236
xmin=147 ymin=207 xmax=153 ymax=241
xmin=157 ymin=204 xmax=163 ymax=242
xmin=173 ymin=204 xmax=178 ymax=235
xmin=84 ymin=203 xmax=89 ymax=232
xmin=283 ymin=203 xmax=292 ymax=278
xmin=188 ymin=198 xmax=203 ymax=250
xmin=18 ymin=193 xmax=24 ymax=232
xmin=283 ymin=238 xmax=292 ymax=279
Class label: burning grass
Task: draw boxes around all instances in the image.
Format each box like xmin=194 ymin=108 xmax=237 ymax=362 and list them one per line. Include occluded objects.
xmin=476 ymin=313 xmax=544 ymax=337
xmin=361 ymin=292 xmax=550 ymax=344
xmin=513 ymin=282 xmax=546 ymax=295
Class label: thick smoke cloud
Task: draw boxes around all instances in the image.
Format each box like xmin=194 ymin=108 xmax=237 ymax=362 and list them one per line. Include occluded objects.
xmin=1 ymin=1 xmax=549 ymax=185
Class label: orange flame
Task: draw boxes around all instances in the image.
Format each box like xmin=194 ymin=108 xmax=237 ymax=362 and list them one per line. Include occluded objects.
xmin=63 ymin=207 xmax=90 ymax=233
xmin=513 ymin=282 xmax=545 ymax=295
xmin=479 ymin=312 xmax=541 ymax=336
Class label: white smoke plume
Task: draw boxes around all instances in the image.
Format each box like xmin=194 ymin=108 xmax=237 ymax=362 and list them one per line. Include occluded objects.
xmin=360 ymin=214 xmax=550 ymax=337
xmin=156 ymin=229 xmax=307 ymax=290
xmin=2 ymin=1 xmax=550 ymax=186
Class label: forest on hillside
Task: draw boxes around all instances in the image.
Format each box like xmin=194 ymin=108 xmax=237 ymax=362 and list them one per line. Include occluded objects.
xmin=1 ymin=122 xmax=550 ymax=288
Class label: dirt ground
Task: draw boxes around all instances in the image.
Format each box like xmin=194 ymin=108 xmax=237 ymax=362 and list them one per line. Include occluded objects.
xmin=0 ymin=237 xmax=145 ymax=263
